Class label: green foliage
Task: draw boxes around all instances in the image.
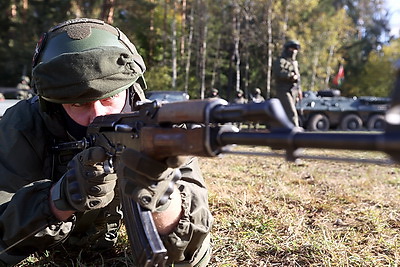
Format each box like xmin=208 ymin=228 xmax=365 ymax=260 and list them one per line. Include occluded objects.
xmin=348 ymin=39 xmax=400 ymax=97
xmin=0 ymin=0 xmax=74 ymax=85
xmin=0 ymin=0 xmax=395 ymax=98
xmin=144 ymin=65 xmax=172 ymax=92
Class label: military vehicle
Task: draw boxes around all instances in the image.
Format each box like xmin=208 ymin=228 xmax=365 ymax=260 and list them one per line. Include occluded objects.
xmin=0 ymin=99 xmax=20 ymax=118
xmin=0 ymin=86 xmax=32 ymax=119
xmin=145 ymin=91 xmax=190 ymax=103
xmin=296 ymin=90 xmax=391 ymax=131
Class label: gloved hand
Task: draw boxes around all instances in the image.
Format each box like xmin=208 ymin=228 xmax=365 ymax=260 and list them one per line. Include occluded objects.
xmin=117 ymin=149 xmax=184 ymax=212
xmin=290 ymin=72 xmax=298 ymax=82
xmin=51 ymin=147 xmax=117 ymax=212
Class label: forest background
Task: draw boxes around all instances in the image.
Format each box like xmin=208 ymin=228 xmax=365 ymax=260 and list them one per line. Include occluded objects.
xmin=0 ymin=0 xmax=399 ymax=101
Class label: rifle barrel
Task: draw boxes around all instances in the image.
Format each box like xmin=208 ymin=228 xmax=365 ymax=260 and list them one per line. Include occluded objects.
xmin=210 ymin=99 xmax=294 ymax=129
xmin=218 ymin=131 xmax=400 ymax=153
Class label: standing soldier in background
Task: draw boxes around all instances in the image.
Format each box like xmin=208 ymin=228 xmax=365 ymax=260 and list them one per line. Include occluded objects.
xmin=232 ymin=90 xmax=248 ymax=129
xmin=207 ymin=88 xmax=221 ymax=100
xmin=251 ymin=88 xmax=265 ymax=103
xmin=16 ymin=76 xmax=31 ymax=90
xmin=233 ymin=89 xmax=248 ymax=104
xmin=15 ymin=75 xmax=33 ymax=99
xmin=273 ymin=40 xmax=302 ymax=127
xmin=248 ymin=88 xmax=265 ymax=130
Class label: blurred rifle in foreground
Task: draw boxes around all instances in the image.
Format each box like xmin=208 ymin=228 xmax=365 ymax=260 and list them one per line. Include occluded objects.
xmin=53 ymin=66 xmax=400 ymax=266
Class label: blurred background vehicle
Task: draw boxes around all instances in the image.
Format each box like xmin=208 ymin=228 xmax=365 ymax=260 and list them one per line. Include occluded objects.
xmin=145 ymin=91 xmax=189 ymax=103
xmin=0 ymin=99 xmax=20 ymax=118
xmin=0 ymin=86 xmax=32 ymax=119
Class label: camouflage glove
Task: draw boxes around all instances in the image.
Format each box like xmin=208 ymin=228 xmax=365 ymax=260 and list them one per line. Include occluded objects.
xmin=51 ymin=147 xmax=117 ymax=212
xmin=117 ymin=149 xmax=183 ymax=212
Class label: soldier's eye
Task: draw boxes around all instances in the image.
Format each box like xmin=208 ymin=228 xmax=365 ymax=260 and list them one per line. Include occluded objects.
xmin=110 ymin=93 xmax=119 ymax=99
xmin=101 ymin=94 xmax=120 ymax=104
xmin=71 ymin=103 xmax=90 ymax=108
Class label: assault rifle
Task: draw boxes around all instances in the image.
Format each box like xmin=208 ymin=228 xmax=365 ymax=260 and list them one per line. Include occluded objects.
xmin=53 ymin=69 xmax=400 ymax=266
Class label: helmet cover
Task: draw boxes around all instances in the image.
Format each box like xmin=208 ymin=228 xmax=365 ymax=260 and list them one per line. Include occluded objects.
xmin=32 ymin=18 xmax=146 ymax=104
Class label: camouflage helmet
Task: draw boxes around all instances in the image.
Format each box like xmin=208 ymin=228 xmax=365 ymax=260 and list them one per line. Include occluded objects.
xmin=32 ymin=18 xmax=146 ymax=104
xmin=284 ymin=40 xmax=301 ymax=50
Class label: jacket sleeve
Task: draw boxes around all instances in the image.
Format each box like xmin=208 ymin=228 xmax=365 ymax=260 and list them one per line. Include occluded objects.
xmin=162 ymin=157 xmax=213 ymax=267
xmin=0 ymin=101 xmax=73 ymax=265
xmin=274 ymin=58 xmax=297 ymax=82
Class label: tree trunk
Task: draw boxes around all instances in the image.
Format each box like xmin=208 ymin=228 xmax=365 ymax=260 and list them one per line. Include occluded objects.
xmin=180 ymin=0 xmax=187 ymax=60
xmin=311 ymin=50 xmax=319 ymax=90
xmin=70 ymin=0 xmax=83 ymax=18
xmin=197 ymin=0 xmax=208 ymax=99
xmin=266 ymin=0 xmax=273 ymax=99
xmin=149 ymin=0 xmax=155 ymax=64
xmin=210 ymin=34 xmax=221 ymax=89
xmin=243 ymin=21 xmax=249 ymax=98
xmin=325 ymin=45 xmax=335 ymax=87
xmin=233 ymin=4 xmax=241 ymax=97
xmin=162 ymin=0 xmax=169 ymax=64
xmin=171 ymin=0 xmax=177 ymax=89
xmin=200 ymin=24 xmax=208 ymax=99
xmin=281 ymin=0 xmax=289 ymax=42
xmin=21 ymin=0 xmax=28 ymax=22
xmin=184 ymin=7 xmax=194 ymax=94
xmin=101 ymin=0 xmax=115 ymax=24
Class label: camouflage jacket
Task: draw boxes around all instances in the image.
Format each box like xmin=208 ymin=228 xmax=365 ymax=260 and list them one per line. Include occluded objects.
xmin=273 ymin=55 xmax=301 ymax=93
xmin=0 ymin=97 xmax=212 ymax=266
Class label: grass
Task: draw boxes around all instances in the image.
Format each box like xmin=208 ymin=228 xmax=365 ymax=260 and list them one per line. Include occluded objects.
xmin=204 ymin=146 xmax=400 ymax=266
xmin=18 ymin=146 xmax=400 ymax=266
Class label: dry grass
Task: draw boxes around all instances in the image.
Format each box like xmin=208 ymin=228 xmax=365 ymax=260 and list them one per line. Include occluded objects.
xmin=203 ymin=146 xmax=400 ymax=266
xmin=18 ymin=146 xmax=400 ymax=266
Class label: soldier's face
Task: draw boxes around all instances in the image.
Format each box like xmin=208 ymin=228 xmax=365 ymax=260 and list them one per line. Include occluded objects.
xmin=62 ymin=90 xmax=127 ymax=126
xmin=289 ymin=47 xmax=298 ymax=58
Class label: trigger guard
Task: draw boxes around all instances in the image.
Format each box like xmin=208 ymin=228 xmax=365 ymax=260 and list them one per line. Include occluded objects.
xmin=103 ymin=158 xmax=114 ymax=174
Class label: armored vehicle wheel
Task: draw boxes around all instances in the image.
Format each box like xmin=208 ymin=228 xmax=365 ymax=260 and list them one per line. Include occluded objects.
xmin=307 ymin=114 xmax=330 ymax=131
xmin=340 ymin=114 xmax=363 ymax=131
xmin=367 ymin=114 xmax=385 ymax=131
